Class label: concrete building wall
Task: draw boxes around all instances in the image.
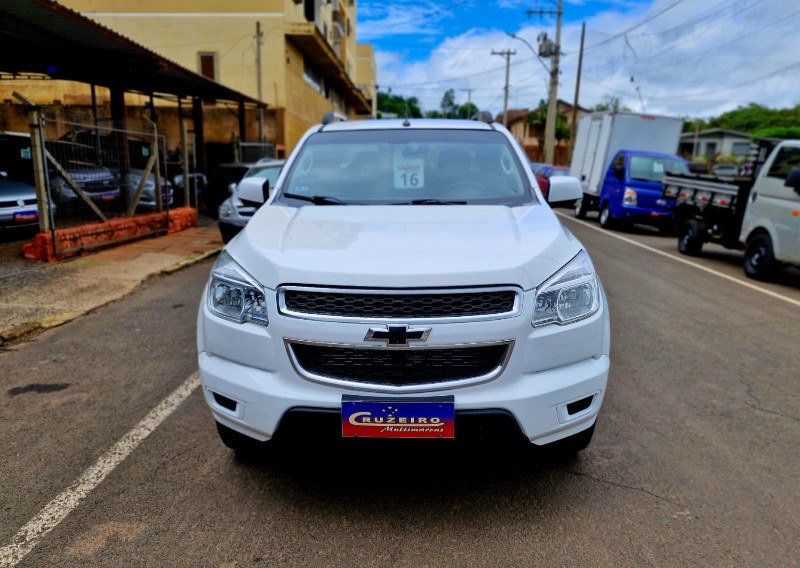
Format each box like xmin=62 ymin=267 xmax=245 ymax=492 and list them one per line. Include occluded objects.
xmin=0 ymin=0 xmax=375 ymax=154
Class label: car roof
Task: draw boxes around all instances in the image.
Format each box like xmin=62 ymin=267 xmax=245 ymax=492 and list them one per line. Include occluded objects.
xmin=318 ymin=118 xmax=495 ymax=132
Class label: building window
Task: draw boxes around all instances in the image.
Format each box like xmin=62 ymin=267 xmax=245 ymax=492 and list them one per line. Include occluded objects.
xmin=198 ymin=52 xmax=218 ymax=82
xmin=704 ymin=142 xmax=717 ymax=158
xmin=303 ymin=58 xmax=324 ymax=94
xmin=732 ymin=142 xmax=751 ymax=156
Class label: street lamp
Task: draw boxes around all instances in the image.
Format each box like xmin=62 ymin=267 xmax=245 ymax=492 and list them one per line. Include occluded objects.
xmin=506 ymin=33 xmax=550 ymax=75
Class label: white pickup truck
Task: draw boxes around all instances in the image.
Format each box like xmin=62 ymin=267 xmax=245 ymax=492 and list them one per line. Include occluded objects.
xmin=665 ymin=140 xmax=800 ymax=279
xmin=197 ymin=116 xmax=610 ymax=457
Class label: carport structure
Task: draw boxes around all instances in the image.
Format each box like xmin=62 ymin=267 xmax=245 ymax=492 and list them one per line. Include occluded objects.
xmin=0 ymin=0 xmax=261 ymax=258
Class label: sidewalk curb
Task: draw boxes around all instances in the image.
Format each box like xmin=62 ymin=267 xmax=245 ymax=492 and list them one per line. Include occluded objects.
xmin=160 ymin=247 xmax=221 ymax=275
xmin=0 ymin=247 xmax=222 ymax=347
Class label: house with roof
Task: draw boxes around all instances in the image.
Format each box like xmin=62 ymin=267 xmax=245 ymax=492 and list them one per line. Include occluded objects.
xmin=679 ymin=128 xmax=752 ymax=160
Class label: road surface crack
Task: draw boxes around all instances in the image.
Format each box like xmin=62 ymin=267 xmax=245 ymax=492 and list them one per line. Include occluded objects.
xmin=559 ymin=468 xmax=682 ymax=507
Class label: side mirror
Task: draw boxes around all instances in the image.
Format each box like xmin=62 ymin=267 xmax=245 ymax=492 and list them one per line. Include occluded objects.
xmin=0 ymin=171 xmax=7 ymax=177
xmin=612 ymin=166 xmax=625 ymax=181
xmin=784 ymin=166 xmax=800 ymax=193
xmin=237 ymin=177 xmax=268 ymax=205
xmin=548 ymin=176 xmax=582 ymax=205
xmin=227 ymin=182 xmax=236 ymax=194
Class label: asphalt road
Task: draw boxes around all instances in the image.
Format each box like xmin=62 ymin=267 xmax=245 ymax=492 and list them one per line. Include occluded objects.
xmin=1 ymin=215 xmax=799 ymax=567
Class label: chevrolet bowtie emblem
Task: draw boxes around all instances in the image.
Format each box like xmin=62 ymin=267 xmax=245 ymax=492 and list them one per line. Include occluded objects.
xmin=364 ymin=325 xmax=431 ymax=347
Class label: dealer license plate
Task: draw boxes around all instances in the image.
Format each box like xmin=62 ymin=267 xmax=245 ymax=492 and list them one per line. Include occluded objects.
xmin=341 ymin=395 xmax=454 ymax=439
xmin=13 ymin=210 xmax=37 ymax=222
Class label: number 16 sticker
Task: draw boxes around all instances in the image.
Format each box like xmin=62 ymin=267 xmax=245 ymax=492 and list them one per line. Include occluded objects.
xmin=394 ymin=157 xmax=424 ymax=189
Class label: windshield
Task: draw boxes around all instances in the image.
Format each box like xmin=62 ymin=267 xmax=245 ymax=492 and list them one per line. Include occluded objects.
xmin=278 ymin=129 xmax=534 ymax=206
xmin=628 ymin=155 xmax=688 ymax=182
xmin=244 ymin=164 xmax=282 ymax=187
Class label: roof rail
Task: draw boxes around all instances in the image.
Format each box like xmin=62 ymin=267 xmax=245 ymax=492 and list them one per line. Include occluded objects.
xmin=321 ymin=111 xmax=347 ymax=127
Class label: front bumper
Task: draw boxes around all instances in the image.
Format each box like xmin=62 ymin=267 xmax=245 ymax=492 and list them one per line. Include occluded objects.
xmin=197 ymin=287 xmax=610 ymax=446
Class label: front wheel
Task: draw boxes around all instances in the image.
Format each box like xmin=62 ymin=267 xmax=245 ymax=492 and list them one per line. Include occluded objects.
xmin=744 ymin=234 xmax=780 ymax=280
xmin=574 ymin=197 xmax=588 ymax=219
xmin=598 ymin=203 xmax=615 ymax=229
xmin=543 ymin=423 xmax=595 ymax=456
xmin=678 ymin=219 xmax=704 ymax=256
xmin=216 ymin=422 xmax=270 ymax=461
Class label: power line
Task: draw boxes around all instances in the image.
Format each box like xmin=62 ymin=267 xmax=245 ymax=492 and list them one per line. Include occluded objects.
xmin=582 ymin=0 xmax=688 ymax=52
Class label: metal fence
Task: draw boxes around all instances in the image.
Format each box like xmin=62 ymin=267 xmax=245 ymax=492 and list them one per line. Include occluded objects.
xmin=29 ymin=111 xmax=173 ymax=254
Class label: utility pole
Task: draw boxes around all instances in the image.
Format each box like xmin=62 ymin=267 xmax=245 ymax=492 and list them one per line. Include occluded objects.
xmin=492 ymin=50 xmax=516 ymax=127
xmin=255 ymin=22 xmax=264 ymax=142
xmin=543 ymin=0 xmax=563 ymax=164
xmin=461 ymin=88 xmax=474 ymax=104
xmin=570 ymin=21 xmax=585 ymax=161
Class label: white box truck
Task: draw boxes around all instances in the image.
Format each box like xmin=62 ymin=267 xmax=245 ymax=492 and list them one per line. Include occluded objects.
xmin=571 ymin=111 xmax=685 ymax=228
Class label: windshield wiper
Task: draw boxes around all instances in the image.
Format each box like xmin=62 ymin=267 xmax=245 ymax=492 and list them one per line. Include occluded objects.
xmin=281 ymin=192 xmax=347 ymax=205
xmin=392 ymin=199 xmax=468 ymax=205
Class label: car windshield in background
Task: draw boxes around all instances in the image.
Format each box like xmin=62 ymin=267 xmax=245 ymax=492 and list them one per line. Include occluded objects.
xmin=629 ymin=156 xmax=688 ymax=182
xmin=243 ymin=164 xmax=282 ymax=186
xmin=278 ymin=129 xmax=534 ymax=206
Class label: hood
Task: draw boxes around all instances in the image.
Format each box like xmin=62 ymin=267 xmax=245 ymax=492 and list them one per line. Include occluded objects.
xmin=227 ymin=205 xmax=581 ymax=291
xmin=0 ymin=177 xmax=36 ymax=201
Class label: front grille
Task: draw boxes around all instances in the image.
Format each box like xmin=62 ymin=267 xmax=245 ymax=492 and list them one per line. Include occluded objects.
xmin=282 ymin=289 xmax=517 ymax=319
xmin=289 ymin=343 xmax=509 ymax=386
xmin=0 ymin=199 xmax=35 ymax=208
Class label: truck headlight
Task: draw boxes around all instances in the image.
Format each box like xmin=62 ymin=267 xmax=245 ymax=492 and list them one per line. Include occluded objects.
xmin=207 ymin=251 xmax=269 ymax=326
xmin=623 ymin=188 xmax=637 ymax=206
xmin=533 ymin=250 xmax=600 ymax=327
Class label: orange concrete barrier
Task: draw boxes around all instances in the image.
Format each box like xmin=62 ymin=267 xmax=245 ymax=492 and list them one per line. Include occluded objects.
xmin=23 ymin=207 xmax=197 ymax=262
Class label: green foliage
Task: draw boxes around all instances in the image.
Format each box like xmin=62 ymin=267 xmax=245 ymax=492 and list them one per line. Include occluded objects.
xmin=425 ymin=110 xmax=443 ymax=119
xmin=592 ymin=96 xmax=632 ymax=113
xmin=458 ymin=102 xmax=479 ymax=119
xmin=440 ymin=89 xmax=458 ymax=118
xmin=751 ymin=126 xmax=800 ymax=139
xmin=376 ymin=91 xmax=422 ymax=118
xmin=525 ymin=99 xmax=571 ymax=149
xmin=687 ymin=103 xmax=800 ymax=137
xmin=714 ymin=153 xmax=739 ymax=165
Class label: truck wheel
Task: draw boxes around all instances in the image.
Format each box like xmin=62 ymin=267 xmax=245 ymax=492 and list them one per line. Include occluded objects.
xmin=678 ymin=219 xmax=704 ymax=256
xmin=744 ymin=234 xmax=780 ymax=280
xmin=216 ymin=422 xmax=269 ymax=461
xmin=574 ymin=198 xmax=588 ymax=219
xmin=598 ymin=204 xmax=615 ymax=229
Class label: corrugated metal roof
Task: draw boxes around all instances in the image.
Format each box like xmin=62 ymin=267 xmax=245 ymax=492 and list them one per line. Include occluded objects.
xmin=0 ymin=0 xmax=261 ymax=105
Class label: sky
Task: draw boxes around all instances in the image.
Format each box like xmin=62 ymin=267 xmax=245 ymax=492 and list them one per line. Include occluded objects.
xmin=356 ymin=0 xmax=800 ymax=119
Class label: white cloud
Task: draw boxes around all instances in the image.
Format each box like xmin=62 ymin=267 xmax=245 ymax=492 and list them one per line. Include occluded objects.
xmin=373 ymin=0 xmax=800 ymax=119
xmin=358 ymin=2 xmax=455 ymax=40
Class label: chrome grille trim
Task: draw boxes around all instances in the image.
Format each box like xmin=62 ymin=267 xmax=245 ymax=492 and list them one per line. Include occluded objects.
xmin=277 ymin=285 xmax=522 ymax=323
xmin=284 ymin=339 xmax=514 ymax=393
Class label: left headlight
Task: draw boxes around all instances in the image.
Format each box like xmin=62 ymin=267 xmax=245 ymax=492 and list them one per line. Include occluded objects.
xmin=207 ymin=251 xmax=269 ymax=326
xmin=533 ymin=250 xmax=600 ymax=327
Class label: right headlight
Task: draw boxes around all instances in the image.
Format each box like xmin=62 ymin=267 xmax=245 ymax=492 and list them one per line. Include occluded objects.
xmin=533 ymin=250 xmax=600 ymax=327
xmin=207 ymin=251 xmax=269 ymax=326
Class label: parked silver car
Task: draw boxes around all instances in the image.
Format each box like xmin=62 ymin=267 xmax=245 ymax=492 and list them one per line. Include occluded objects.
xmin=0 ymin=174 xmax=50 ymax=229
xmin=218 ymin=159 xmax=284 ymax=243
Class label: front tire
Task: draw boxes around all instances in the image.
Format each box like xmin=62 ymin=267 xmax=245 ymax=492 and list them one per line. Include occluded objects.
xmin=216 ymin=422 xmax=269 ymax=460
xmin=744 ymin=234 xmax=780 ymax=280
xmin=678 ymin=219 xmax=704 ymax=256
xmin=543 ymin=423 xmax=595 ymax=456
xmin=598 ymin=203 xmax=615 ymax=229
xmin=574 ymin=197 xmax=588 ymax=219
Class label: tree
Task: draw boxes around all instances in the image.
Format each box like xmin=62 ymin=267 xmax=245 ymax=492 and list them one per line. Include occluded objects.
xmin=525 ymin=99 xmax=571 ymax=156
xmin=592 ymin=96 xmax=631 ymax=112
xmin=376 ymin=91 xmax=422 ymax=118
xmin=440 ymin=89 xmax=457 ymax=118
xmin=457 ymin=102 xmax=479 ymax=119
